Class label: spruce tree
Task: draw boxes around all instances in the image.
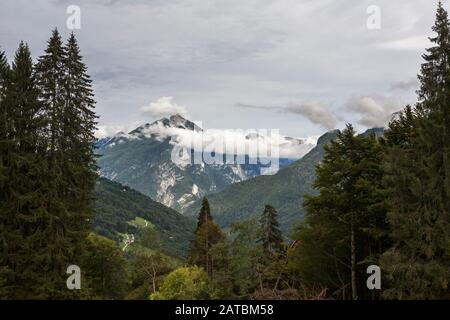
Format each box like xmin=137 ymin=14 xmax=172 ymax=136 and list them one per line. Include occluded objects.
xmin=290 ymin=125 xmax=388 ymax=300
xmin=258 ymin=205 xmax=284 ymax=255
xmin=1 ymin=31 xmax=97 ymax=299
xmin=196 ymin=197 xmax=213 ymax=230
xmin=190 ymin=197 xmax=224 ymax=278
xmin=0 ymin=49 xmax=9 ymax=150
xmin=0 ymin=49 xmax=11 ymax=298
xmin=33 ymin=29 xmax=76 ymax=298
xmin=35 ymin=29 xmax=66 ymax=160
xmin=62 ymin=32 xmax=97 ymax=254
xmin=0 ymin=42 xmax=51 ymax=298
xmin=381 ymin=2 xmax=450 ymax=299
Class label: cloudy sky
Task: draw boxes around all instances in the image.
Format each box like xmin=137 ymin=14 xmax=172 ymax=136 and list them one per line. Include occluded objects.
xmin=0 ymin=0 xmax=442 ymax=138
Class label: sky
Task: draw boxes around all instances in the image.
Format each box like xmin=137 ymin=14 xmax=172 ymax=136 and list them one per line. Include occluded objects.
xmin=0 ymin=0 xmax=443 ymax=139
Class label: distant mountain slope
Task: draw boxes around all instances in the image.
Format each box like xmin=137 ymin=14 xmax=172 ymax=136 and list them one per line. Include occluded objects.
xmin=184 ymin=130 xmax=338 ymax=233
xmin=185 ymin=128 xmax=384 ymax=234
xmin=93 ymin=177 xmax=195 ymax=258
xmin=96 ymin=114 xmax=316 ymax=212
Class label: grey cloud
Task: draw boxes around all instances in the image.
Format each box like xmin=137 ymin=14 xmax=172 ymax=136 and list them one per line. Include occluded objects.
xmin=235 ymin=103 xmax=281 ymax=111
xmin=284 ymin=102 xmax=336 ymax=130
xmin=236 ymin=101 xmax=336 ymax=130
xmin=141 ymin=97 xmax=189 ymax=118
xmin=390 ymin=78 xmax=419 ymax=91
xmin=346 ymin=95 xmax=403 ymax=127
xmin=0 ymin=0 xmax=440 ymax=138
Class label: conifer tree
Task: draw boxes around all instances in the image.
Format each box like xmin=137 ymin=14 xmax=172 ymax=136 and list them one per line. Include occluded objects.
xmin=33 ymin=29 xmax=76 ymax=298
xmin=290 ymin=125 xmax=388 ymax=300
xmin=190 ymin=197 xmax=224 ymax=278
xmin=35 ymin=29 xmax=66 ymax=160
xmin=0 ymin=49 xmax=9 ymax=149
xmin=381 ymin=2 xmax=450 ymax=299
xmin=62 ymin=32 xmax=97 ymax=249
xmin=196 ymin=197 xmax=213 ymax=230
xmin=0 ymin=42 xmax=51 ymax=298
xmin=1 ymin=31 xmax=97 ymax=299
xmin=258 ymin=205 xmax=284 ymax=255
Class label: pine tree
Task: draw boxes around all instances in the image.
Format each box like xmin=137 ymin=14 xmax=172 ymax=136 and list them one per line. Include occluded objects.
xmin=0 ymin=49 xmax=10 ymax=153
xmin=32 ymin=29 xmax=77 ymax=298
xmin=258 ymin=205 xmax=284 ymax=255
xmin=0 ymin=42 xmax=51 ymax=298
xmin=381 ymin=2 xmax=450 ymax=299
xmin=35 ymin=29 xmax=66 ymax=160
xmin=190 ymin=197 xmax=224 ymax=278
xmin=196 ymin=197 xmax=213 ymax=230
xmin=290 ymin=125 xmax=388 ymax=300
xmin=1 ymin=31 xmax=98 ymax=299
xmin=62 ymin=32 xmax=97 ymax=254
xmin=0 ymin=49 xmax=12 ymax=298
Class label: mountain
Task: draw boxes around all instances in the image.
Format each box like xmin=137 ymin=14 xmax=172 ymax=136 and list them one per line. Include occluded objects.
xmin=96 ymin=114 xmax=316 ymax=212
xmin=184 ymin=130 xmax=338 ymax=233
xmin=185 ymin=128 xmax=384 ymax=234
xmin=93 ymin=177 xmax=195 ymax=258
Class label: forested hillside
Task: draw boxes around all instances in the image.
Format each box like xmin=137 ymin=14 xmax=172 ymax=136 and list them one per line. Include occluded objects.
xmin=94 ymin=178 xmax=195 ymax=258
xmin=184 ymin=130 xmax=338 ymax=232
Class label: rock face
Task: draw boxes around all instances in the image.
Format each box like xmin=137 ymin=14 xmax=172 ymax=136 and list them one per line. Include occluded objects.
xmin=96 ymin=114 xmax=316 ymax=212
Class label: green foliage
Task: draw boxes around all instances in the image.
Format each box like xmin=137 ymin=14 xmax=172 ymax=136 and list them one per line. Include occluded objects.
xmin=0 ymin=42 xmax=54 ymax=299
xmin=94 ymin=177 xmax=195 ymax=258
xmin=258 ymin=204 xmax=284 ymax=255
xmin=189 ymin=198 xmax=225 ymax=278
xmin=185 ymin=130 xmax=341 ymax=233
xmin=197 ymin=197 xmax=213 ymax=229
xmin=289 ymin=125 xmax=389 ymax=300
xmin=126 ymin=252 xmax=174 ymax=299
xmin=0 ymin=30 xmax=98 ymax=299
xmin=150 ymin=266 xmax=210 ymax=300
xmin=82 ymin=234 xmax=129 ymax=299
xmin=381 ymin=2 xmax=450 ymax=299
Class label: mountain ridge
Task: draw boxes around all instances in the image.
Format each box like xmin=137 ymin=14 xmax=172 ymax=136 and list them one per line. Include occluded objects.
xmin=184 ymin=128 xmax=383 ymax=234
xmin=95 ymin=114 xmax=317 ymax=211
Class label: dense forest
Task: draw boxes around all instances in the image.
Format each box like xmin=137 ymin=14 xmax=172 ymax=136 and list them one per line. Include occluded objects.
xmin=2 ymin=2 xmax=450 ymax=300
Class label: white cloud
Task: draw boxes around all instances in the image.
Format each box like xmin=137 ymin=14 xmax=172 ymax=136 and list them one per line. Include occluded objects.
xmin=285 ymin=102 xmax=336 ymax=130
xmin=379 ymin=35 xmax=430 ymax=51
xmin=95 ymin=122 xmax=141 ymax=138
xmin=346 ymin=95 xmax=403 ymax=127
xmin=236 ymin=101 xmax=336 ymax=130
xmin=141 ymin=96 xmax=188 ymax=118
xmin=1 ymin=0 xmax=439 ymax=137
xmin=390 ymin=78 xmax=419 ymax=91
xmin=113 ymin=118 xmax=316 ymax=159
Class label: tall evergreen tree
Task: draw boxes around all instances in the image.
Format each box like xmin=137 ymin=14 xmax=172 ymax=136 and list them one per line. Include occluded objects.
xmin=0 ymin=42 xmax=51 ymax=298
xmin=32 ymin=29 xmax=77 ymax=298
xmin=290 ymin=125 xmax=388 ymax=300
xmin=258 ymin=204 xmax=284 ymax=255
xmin=35 ymin=29 xmax=66 ymax=160
xmin=381 ymin=2 xmax=450 ymax=299
xmin=0 ymin=30 xmax=98 ymax=299
xmin=0 ymin=49 xmax=10 ymax=154
xmin=62 ymin=32 xmax=97 ymax=252
xmin=0 ymin=49 xmax=8 ymax=294
xmin=196 ymin=197 xmax=213 ymax=230
xmin=190 ymin=197 xmax=224 ymax=278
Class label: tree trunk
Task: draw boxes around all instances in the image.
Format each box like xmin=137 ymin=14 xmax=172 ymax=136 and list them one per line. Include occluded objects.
xmin=350 ymin=221 xmax=357 ymax=300
xmin=205 ymin=214 xmax=210 ymax=278
xmin=152 ymin=265 xmax=156 ymax=294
